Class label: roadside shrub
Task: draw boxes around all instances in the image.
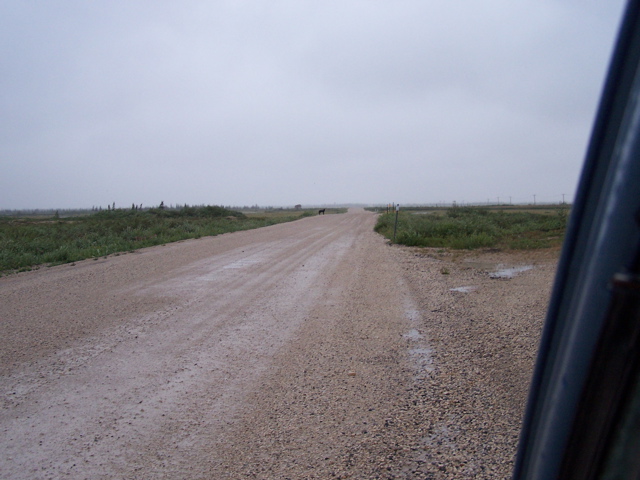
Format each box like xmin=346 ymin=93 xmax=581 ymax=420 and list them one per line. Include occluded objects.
xmin=375 ymin=207 xmax=567 ymax=250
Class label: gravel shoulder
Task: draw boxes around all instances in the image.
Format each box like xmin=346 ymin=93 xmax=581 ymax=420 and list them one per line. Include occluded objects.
xmin=389 ymin=246 xmax=557 ymax=479
xmin=0 ymin=209 xmax=557 ymax=479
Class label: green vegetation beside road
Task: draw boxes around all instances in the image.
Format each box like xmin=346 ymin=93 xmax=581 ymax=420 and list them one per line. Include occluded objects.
xmin=374 ymin=206 xmax=568 ymax=250
xmin=0 ymin=205 xmax=319 ymax=275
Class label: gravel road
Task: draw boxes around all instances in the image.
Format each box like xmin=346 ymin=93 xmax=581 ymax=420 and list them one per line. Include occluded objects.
xmin=0 ymin=208 xmax=556 ymax=479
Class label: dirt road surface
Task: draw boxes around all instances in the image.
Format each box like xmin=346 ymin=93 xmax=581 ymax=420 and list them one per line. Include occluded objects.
xmin=0 ymin=208 xmax=556 ymax=479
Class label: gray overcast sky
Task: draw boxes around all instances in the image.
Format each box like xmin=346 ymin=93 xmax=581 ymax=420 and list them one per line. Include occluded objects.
xmin=1 ymin=1 xmax=627 ymax=209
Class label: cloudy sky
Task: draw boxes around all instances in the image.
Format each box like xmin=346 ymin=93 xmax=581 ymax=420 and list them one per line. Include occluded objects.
xmin=1 ymin=1 xmax=627 ymax=209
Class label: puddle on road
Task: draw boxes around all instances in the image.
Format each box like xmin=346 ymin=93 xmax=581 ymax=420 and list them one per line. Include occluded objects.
xmin=408 ymin=347 xmax=434 ymax=373
xmin=462 ymin=260 xmax=494 ymax=270
xmin=489 ymin=265 xmax=533 ymax=279
xmin=403 ymin=329 xmax=423 ymax=341
xmin=450 ymin=286 xmax=477 ymax=293
xmin=462 ymin=260 xmax=535 ymax=279
xmin=222 ymin=259 xmax=261 ymax=269
xmin=403 ymin=308 xmax=434 ymax=376
xmin=449 ymin=264 xmax=534 ymax=292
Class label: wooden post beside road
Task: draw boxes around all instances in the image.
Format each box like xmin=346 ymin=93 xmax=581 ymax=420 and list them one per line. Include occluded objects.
xmin=393 ymin=204 xmax=400 ymax=242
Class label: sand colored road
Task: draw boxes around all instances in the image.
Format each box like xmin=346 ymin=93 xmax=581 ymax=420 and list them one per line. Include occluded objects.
xmin=0 ymin=208 xmax=555 ymax=479
xmin=0 ymin=209 xmax=418 ymax=478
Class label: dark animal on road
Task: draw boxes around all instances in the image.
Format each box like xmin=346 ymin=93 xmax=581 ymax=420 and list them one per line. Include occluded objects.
xmin=318 ymin=209 xmax=326 ymax=215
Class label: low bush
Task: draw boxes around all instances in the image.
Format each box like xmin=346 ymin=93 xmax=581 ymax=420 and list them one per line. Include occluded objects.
xmin=375 ymin=206 xmax=567 ymax=250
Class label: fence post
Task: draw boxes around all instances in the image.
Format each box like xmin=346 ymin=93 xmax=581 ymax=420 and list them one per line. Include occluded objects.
xmin=393 ymin=204 xmax=400 ymax=242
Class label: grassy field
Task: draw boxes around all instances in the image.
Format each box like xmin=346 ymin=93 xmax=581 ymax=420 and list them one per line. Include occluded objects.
xmin=374 ymin=205 xmax=569 ymax=250
xmin=0 ymin=205 xmax=331 ymax=275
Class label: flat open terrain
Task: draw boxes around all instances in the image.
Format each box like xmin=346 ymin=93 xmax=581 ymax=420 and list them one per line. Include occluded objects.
xmin=0 ymin=208 xmax=556 ymax=479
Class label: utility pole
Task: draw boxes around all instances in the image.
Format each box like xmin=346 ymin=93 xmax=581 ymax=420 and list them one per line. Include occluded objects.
xmin=562 ymin=193 xmax=566 ymax=204
xmin=533 ymin=194 xmax=537 ymax=205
